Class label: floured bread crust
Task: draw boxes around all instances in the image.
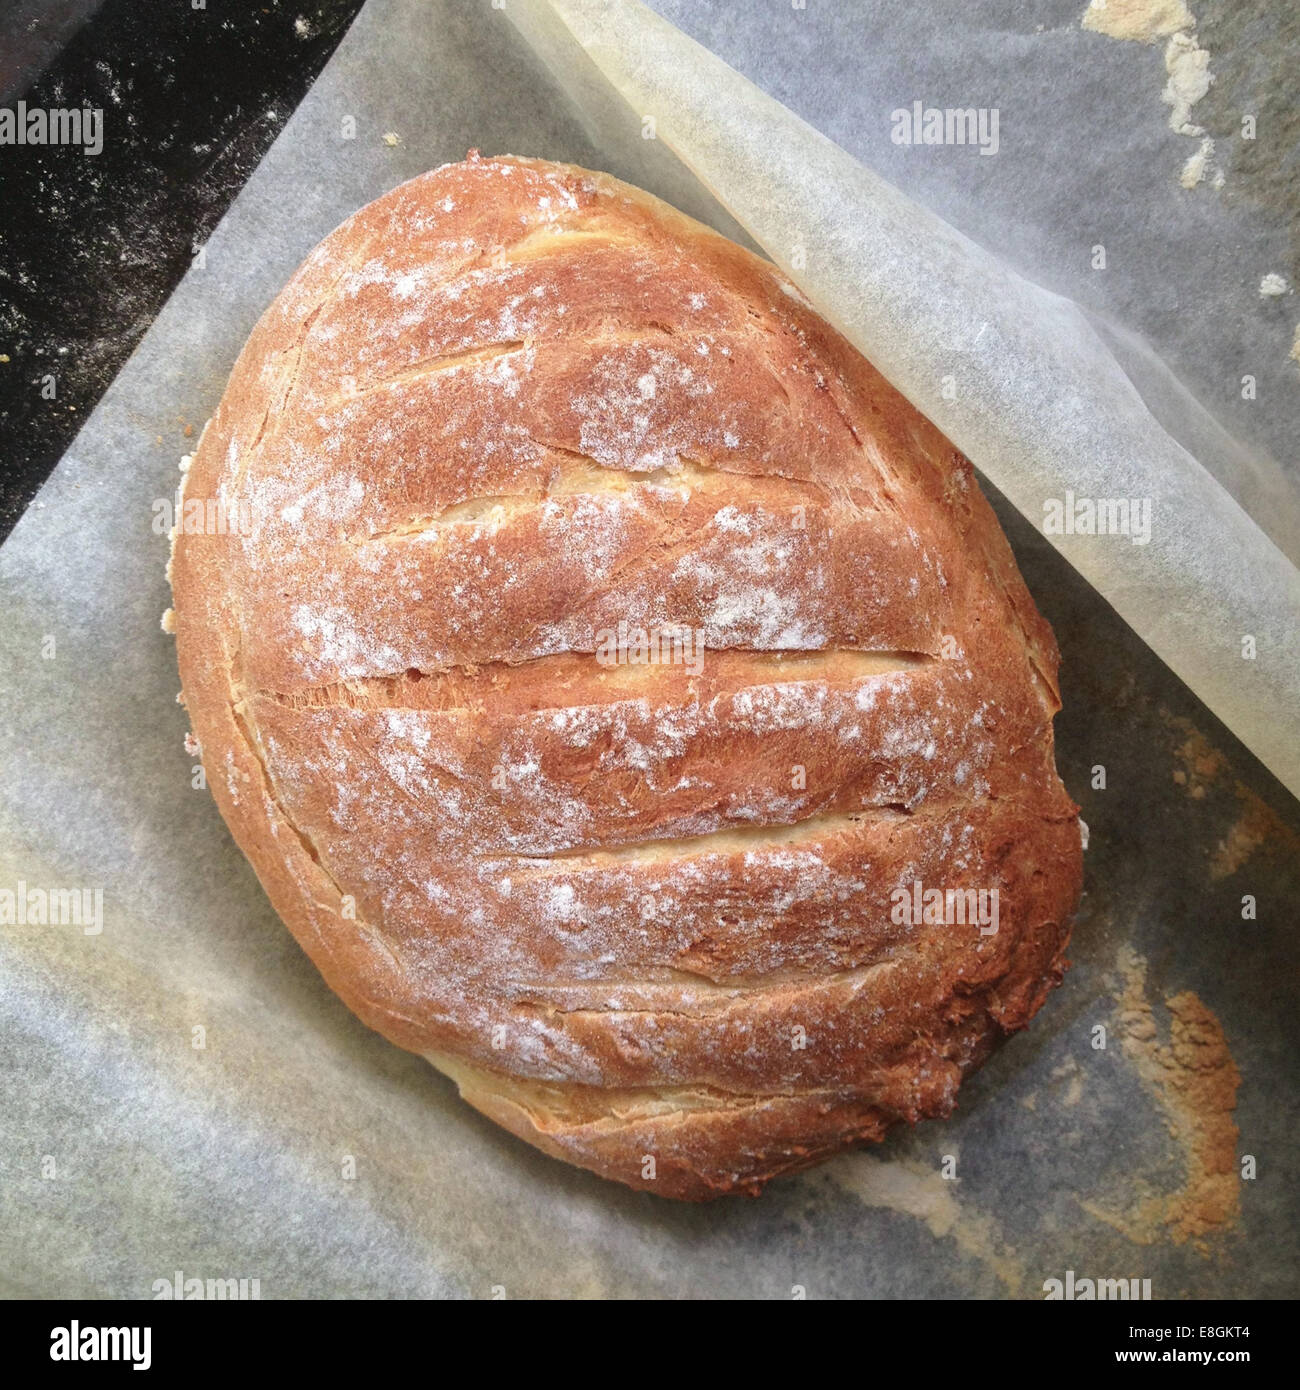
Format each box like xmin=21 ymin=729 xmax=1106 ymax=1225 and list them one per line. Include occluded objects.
xmin=169 ymin=153 xmax=1082 ymax=1200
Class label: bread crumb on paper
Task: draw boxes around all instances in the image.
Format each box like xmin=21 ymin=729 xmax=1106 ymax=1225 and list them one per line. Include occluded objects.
xmin=1082 ymin=0 xmax=1193 ymax=45
xmin=1163 ymin=29 xmax=1214 ymax=136
xmin=1179 ymin=136 xmax=1213 ymax=188
xmin=1259 ymin=273 xmax=1288 ymax=297
xmin=1081 ymin=1 xmax=1219 ymax=187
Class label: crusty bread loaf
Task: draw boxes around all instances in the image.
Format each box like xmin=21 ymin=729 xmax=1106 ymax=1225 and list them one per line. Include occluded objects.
xmin=169 ymin=152 xmax=1082 ymax=1200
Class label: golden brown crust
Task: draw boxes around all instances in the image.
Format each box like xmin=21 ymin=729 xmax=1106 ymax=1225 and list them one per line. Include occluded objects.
xmin=170 ymin=153 xmax=1081 ymax=1200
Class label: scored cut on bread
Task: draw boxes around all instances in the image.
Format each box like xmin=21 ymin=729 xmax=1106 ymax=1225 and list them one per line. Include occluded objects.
xmin=169 ymin=152 xmax=1083 ymax=1200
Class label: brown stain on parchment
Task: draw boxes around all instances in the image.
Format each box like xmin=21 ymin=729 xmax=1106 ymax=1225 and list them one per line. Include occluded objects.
xmin=1162 ymin=710 xmax=1300 ymax=879
xmin=1083 ymin=946 xmax=1241 ymax=1253
xmin=823 ymin=1154 xmax=1025 ymax=1295
xmin=1211 ymin=797 xmax=1288 ymax=881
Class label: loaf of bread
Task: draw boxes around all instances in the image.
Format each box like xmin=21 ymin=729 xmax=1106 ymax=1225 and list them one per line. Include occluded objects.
xmin=169 ymin=153 xmax=1082 ymax=1200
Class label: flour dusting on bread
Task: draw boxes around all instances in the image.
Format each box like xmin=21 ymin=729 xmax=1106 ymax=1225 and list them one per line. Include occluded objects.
xmin=168 ymin=155 xmax=1081 ymax=1199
